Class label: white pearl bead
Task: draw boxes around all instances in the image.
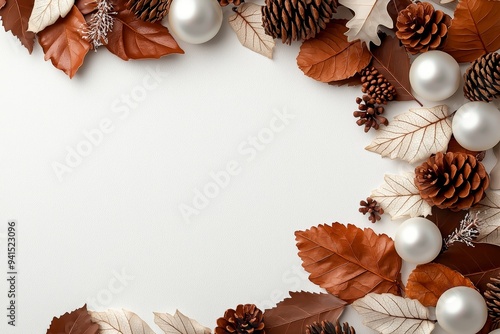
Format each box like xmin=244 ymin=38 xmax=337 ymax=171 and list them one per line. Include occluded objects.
xmin=489 ymin=330 xmax=500 ymax=334
xmin=436 ymin=287 xmax=488 ymax=334
xmin=168 ymin=0 xmax=223 ymax=44
xmin=409 ymin=51 xmax=461 ymax=101
xmin=452 ymin=101 xmax=500 ymax=151
xmin=394 ymin=217 xmax=442 ymax=265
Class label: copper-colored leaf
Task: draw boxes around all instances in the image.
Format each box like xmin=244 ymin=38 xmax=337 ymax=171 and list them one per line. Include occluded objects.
xmin=387 ymin=0 xmax=412 ymax=29
xmin=406 ymin=263 xmax=476 ymax=307
xmin=427 ymin=206 xmax=467 ymax=239
xmin=371 ymin=36 xmax=421 ymax=105
xmin=297 ymin=21 xmax=372 ymax=83
xmin=75 ymin=0 xmax=97 ymax=14
xmin=295 ymin=223 xmax=402 ymax=303
xmin=47 ymin=304 xmax=99 ymax=334
xmin=328 ymin=74 xmax=362 ymax=87
xmin=38 ymin=6 xmax=91 ymax=78
xmin=447 ymin=136 xmax=485 ymax=161
xmin=105 ymin=9 xmax=183 ymax=60
xmin=0 ymin=0 xmax=35 ymax=52
xmin=263 ymin=291 xmax=346 ymax=334
xmin=434 ymin=242 xmax=500 ymax=293
xmin=0 ymin=0 xmax=6 ymax=9
xmin=442 ymin=0 xmax=500 ymax=62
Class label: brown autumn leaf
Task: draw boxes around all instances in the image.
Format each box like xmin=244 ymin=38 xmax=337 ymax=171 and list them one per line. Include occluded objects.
xmin=434 ymin=242 xmax=500 ymax=293
xmin=406 ymin=263 xmax=476 ymax=307
xmin=447 ymin=136 xmax=485 ymax=161
xmin=297 ymin=21 xmax=372 ymax=83
xmin=263 ymin=291 xmax=346 ymax=334
xmin=371 ymin=36 xmax=422 ymax=105
xmin=0 ymin=0 xmax=35 ymax=53
xmin=0 ymin=0 xmax=6 ymax=9
xmin=75 ymin=0 xmax=98 ymax=15
xmin=106 ymin=9 xmax=184 ymax=60
xmin=387 ymin=0 xmax=412 ymax=30
xmin=328 ymin=74 xmax=362 ymax=87
xmin=442 ymin=0 xmax=500 ymax=62
xmin=295 ymin=223 xmax=402 ymax=303
xmin=427 ymin=206 xmax=467 ymax=239
xmin=47 ymin=304 xmax=99 ymax=334
xmin=38 ymin=6 xmax=91 ymax=78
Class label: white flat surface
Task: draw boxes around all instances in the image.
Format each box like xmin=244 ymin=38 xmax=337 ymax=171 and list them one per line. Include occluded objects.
xmin=0 ymin=7 xmax=473 ymax=333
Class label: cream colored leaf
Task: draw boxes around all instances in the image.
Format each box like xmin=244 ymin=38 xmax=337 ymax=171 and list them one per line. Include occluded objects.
xmin=28 ymin=0 xmax=74 ymax=33
xmin=338 ymin=0 xmax=393 ymax=47
xmin=154 ymin=310 xmax=211 ymax=334
xmin=490 ymin=143 xmax=500 ymax=190
xmin=353 ymin=293 xmax=435 ymax=334
xmin=371 ymin=173 xmax=432 ymax=220
xmin=90 ymin=309 xmax=156 ymax=334
xmin=366 ymin=105 xmax=452 ymax=164
xmin=228 ymin=3 xmax=275 ymax=59
xmin=471 ymin=190 xmax=500 ymax=244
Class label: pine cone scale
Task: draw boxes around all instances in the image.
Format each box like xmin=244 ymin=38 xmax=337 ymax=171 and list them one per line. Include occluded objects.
xmin=464 ymin=53 xmax=500 ymax=102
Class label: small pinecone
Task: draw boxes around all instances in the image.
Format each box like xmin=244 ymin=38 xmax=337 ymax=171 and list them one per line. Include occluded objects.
xmin=126 ymin=0 xmax=171 ymax=23
xmin=215 ymin=304 xmax=265 ymax=334
xmin=360 ymin=66 xmax=397 ymax=104
xmin=464 ymin=52 xmax=500 ymax=102
xmin=396 ymin=2 xmax=451 ymax=54
xmin=219 ymin=0 xmax=244 ymax=6
xmin=485 ymin=275 xmax=500 ymax=329
xmin=306 ymin=321 xmax=356 ymax=334
xmin=353 ymin=95 xmax=388 ymax=132
xmin=261 ymin=0 xmax=338 ymax=45
xmin=415 ymin=152 xmax=489 ymax=211
xmin=359 ymin=197 xmax=384 ymax=223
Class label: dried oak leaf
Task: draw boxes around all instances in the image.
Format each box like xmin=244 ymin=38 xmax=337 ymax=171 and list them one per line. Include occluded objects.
xmin=371 ymin=36 xmax=421 ymax=105
xmin=228 ymin=3 xmax=275 ymax=59
xmin=38 ymin=6 xmax=91 ymax=78
xmin=295 ymin=223 xmax=402 ymax=303
xmin=106 ymin=9 xmax=183 ymax=60
xmin=263 ymin=291 xmax=346 ymax=334
xmin=406 ymin=263 xmax=476 ymax=307
xmin=297 ymin=21 xmax=372 ymax=83
xmin=0 ymin=0 xmax=35 ymax=53
xmin=427 ymin=206 xmax=467 ymax=239
xmin=442 ymin=0 xmax=500 ymax=62
xmin=434 ymin=242 xmax=500 ymax=293
xmin=47 ymin=304 xmax=99 ymax=334
xmin=154 ymin=310 xmax=210 ymax=334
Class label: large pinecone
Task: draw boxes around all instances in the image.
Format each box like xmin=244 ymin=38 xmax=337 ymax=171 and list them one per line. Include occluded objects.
xmin=485 ymin=275 xmax=500 ymax=330
xmin=360 ymin=66 xmax=397 ymax=104
xmin=464 ymin=52 xmax=500 ymax=102
xmin=261 ymin=0 xmax=338 ymax=45
xmin=396 ymin=2 xmax=451 ymax=54
xmin=415 ymin=152 xmax=489 ymax=211
xmin=126 ymin=0 xmax=171 ymax=23
xmin=215 ymin=304 xmax=265 ymax=334
xmin=306 ymin=321 xmax=355 ymax=334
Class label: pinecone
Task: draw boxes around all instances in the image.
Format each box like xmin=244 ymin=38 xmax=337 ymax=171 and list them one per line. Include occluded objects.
xmin=396 ymin=2 xmax=451 ymax=54
xmin=464 ymin=52 xmax=500 ymax=102
xmin=353 ymin=95 xmax=388 ymax=132
xmin=414 ymin=152 xmax=489 ymax=211
xmin=261 ymin=0 xmax=338 ymax=45
xmin=219 ymin=0 xmax=244 ymax=6
xmin=360 ymin=66 xmax=397 ymax=104
xmin=306 ymin=321 xmax=355 ymax=334
xmin=485 ymin=275 xmax=500 ymax=330
xmin=359 ymin=197 xmax=384 ymax=223
xmin=215 ymin=304 xmax=265 ymax=334
xmin=125 ymin=0 xmax=171 ymax=23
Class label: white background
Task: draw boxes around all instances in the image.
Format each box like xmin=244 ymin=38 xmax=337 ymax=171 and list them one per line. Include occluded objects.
xmin=0 ymin=4 xmax=485 ymax=333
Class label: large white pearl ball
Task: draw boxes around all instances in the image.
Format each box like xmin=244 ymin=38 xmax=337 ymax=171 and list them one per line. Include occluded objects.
xmin=394 ymin=217 xmax=442 ymax=264
xmin=489 ymin=330 xmax=500 ymax=334
xmin=452 ymin=101 xmax=500 ymax=151
xmin=409 ymin=51 xmax=461 ymax=101
xmin=168 ymin=0 xmax=223 ymax=44
xmin=436 ymin=287 xmax=488 ymax=334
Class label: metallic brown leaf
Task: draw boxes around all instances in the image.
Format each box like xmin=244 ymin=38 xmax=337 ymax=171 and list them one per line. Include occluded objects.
xmin=0 ymin=0 xmax=35 ymax=52
xmin=47 ymin=304 xmax=99 ymax=334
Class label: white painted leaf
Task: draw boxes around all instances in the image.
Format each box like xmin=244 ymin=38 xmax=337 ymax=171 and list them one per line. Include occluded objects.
xmin=90 ymin=309 xmax=156 ymax=334
xmin=490 ymin=143 xmax=500 ymax=190
xmin=338 ymin=0 xmax=393 ymax=47
xmin=154 ymin=310 xmax=211 ymax=334
xmin=472 ymin=190 xmax=500 ymax=244
xmin=371 ymin=173 xmax=432 ymax=220
xmin=366 ymin=105 xmax=452 ymax=164
xmin=28 ymin=0 xmax=74 ymax=33
xmin=353 ymin=293 xmax=435 ymax=334
xmin=228 ymin=3 xmax=275 ymax=59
